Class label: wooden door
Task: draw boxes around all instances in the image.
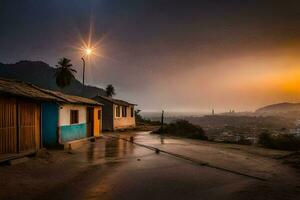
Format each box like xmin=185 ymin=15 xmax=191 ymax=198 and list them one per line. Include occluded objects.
xmin=0 ymin=97 xmax=17 ymax=154
xmin=19 ymin=101 xmax=40 ymax=152
xmin=86 ymin=107 xmax=94 ymax=137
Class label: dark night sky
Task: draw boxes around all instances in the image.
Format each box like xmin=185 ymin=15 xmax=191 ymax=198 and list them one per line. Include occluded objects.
xmin=1 ymin=0 xmax=300 ymax=112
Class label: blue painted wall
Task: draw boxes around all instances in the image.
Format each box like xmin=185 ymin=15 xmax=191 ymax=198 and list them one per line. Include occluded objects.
xmin=42 ymin=102 xmax=59 ymax=146
xmin=60 ymin=123 xmax=87 ymax=143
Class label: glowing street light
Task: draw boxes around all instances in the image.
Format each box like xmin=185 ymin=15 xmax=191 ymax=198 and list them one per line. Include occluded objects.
xmin=85 ymin=48 xmax=92 ymax=55
xmin=75 ymin=30 xmax=104 ymax=86
xmin=74 ymin=22 xmax=107 ymax=86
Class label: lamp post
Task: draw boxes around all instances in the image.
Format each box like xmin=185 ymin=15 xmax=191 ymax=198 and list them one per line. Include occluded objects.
xmin=81 ymin=56 xmax=86 ymax=86
xmin=81 ymin=48 xmax=92 ymax=86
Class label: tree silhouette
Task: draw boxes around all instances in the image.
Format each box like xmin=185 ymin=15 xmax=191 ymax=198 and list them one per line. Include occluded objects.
xmin=105 ymin=84 xmax=116 ymax=97
xmin=54 ymin=57 xmax=77 ymax=88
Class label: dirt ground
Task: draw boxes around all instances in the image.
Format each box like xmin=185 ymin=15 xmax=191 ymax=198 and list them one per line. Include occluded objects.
xmin=0 ymin=131 xmax=300 ymax=200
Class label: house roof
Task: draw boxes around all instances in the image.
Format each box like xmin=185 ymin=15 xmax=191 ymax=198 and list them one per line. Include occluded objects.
xmin=0 ymin=77 xmax=102 ymax=106
xmin=93 ymin=95 xmax=136 ymax=106
xmin=0 ymin=78 xmax=63 ymax=101
xmin=35 ymin=88 xmax=102 ymax=106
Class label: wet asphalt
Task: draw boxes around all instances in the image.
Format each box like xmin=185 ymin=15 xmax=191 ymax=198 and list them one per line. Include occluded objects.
xmin=42 ymin=132 xmax=255 ymax=200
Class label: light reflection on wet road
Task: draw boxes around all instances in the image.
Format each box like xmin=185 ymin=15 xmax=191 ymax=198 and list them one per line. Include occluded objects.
xmin=2 ymin=131 xmax=297 ymax=200
xmin=50 ymin=132 xmax=255 ymax=200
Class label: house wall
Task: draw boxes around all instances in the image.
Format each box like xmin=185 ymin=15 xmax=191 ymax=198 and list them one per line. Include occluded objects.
xmin=41 ymin=102 xmax=59 ymax=147
xmin=113 ymin=105 xmax=136 ymax=130
xmin=59 ymin=104 xmax=87 ymax=126
xmin=58 ymin=104 xmax=87 ymax=143
xmin=92 ymin=96 xmax=114 ymax=131
xmin=102 ymin=103 xmax=113 ymax=131
xmin=0 ymin=97 xmax=17 ymax=154
xmin=0 ymin=96 xmax=41 ymax=155
xmin=19 ymin=101 xmax=41 ymax=152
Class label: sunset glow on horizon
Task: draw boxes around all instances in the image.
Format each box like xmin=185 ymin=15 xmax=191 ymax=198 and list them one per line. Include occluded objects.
xmin=2 ymin=0 xmax=300 ymax=112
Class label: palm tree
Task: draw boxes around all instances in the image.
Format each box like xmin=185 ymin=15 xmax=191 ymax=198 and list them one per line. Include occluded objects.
xmin=105 ymin=84 xmax=116 ymax=97
xmin=54 ymin=57 xmax=77 ymax=88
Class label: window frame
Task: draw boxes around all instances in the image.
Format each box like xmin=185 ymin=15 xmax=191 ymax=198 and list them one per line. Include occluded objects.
xmin=115 ymin=105 xmax=120 ymax=118
xmin=122 ymin=106 xmax=127 ymax=117
xmin=131 ymin=107 xmax=134 ymax=118
xmin=70 ymin=110 xmax=79 ymax=124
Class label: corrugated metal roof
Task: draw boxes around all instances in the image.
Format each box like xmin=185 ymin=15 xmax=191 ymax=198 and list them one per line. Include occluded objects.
xmin=0 ymin=78 xmax=102 ymax=106
xmin=93 ymin=95 xmax=136 ymax=106
xmin=0 ymin=78 xmax=63 ymax=101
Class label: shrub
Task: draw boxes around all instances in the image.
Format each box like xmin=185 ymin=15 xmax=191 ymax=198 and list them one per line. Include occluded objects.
xmin=157 ymin=120 xmax=208 ymax=140
xmin=258 ymin=130 xmax=274 ymax=148
xmin=272 ymin=134 xmax=300 ymax=151
xmin=258 ymin=131 xmax=300 ymax=151
xmin=236 ymin=136 xmax=253 ymax=145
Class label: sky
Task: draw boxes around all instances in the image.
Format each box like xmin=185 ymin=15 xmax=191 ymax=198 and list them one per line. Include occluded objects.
xmin=1 ymin=0 xmax=300 ymax=113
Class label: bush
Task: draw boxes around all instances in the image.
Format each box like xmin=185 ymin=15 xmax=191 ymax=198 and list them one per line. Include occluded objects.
xmin=258 ymin=131 xmax=300 ymax=151
xmin=272 ymin=134 xmax=300 ymax=151
xmin=236 ymin=136 xmax=253 ymax=145
xmin=258 ymin=131 xmax=274 ymax=148
xmin=157 ymin=120 xmax=208 ymax=140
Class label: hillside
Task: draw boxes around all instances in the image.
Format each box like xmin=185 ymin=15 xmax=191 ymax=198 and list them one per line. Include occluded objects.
xmin=0 ymin=60 xmax=105 ymax=98
xmin=255 ymin=102 xmax=300 ymax=116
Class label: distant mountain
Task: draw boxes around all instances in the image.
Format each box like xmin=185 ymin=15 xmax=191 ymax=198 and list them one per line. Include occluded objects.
xmin=255 ymin=102 xmax=300 ymax=115
xmin=0 ymin=60 xmax=105 ymax=98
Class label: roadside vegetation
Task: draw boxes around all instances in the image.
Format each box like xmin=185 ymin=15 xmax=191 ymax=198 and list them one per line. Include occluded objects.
xmin=135 ymin=111 xmax=208 ymax=140
xmin=258 ymin=130 xmax=300 ymax=151
xmin=133 ymin=110 xmax=161 ymax=131
xmin=155 ymin=120 xmax=208 ymax=140
xmin=137 ymin=112 xmax=300 ymax=151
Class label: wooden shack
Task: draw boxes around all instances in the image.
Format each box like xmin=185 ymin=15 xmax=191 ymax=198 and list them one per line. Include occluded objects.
xmin=0 ymin=78 xmax=62 ymax=160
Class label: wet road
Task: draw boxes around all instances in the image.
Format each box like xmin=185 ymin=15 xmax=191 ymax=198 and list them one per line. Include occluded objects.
xmin=2 ymin=131 xmax=299 ymax=200
xmin=40 ymin=132 xmax=258 ymax=200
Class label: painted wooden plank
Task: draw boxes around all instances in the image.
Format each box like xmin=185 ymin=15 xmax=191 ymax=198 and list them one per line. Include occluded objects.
xmin=0 ymin=97 xmax=17 ymax=154
xmin=19 ymin=100 xmax=40 ymax=152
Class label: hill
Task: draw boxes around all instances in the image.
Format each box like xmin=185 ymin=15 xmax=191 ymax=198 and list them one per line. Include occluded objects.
xmin=0 ymin=60 xmax=105 ymax=98
xmin=255 ymin=102 xmax=300 ymax=116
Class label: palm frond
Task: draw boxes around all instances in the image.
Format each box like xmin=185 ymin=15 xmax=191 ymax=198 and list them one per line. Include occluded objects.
xmin=54 ymin=57 xmax=77 ymax=88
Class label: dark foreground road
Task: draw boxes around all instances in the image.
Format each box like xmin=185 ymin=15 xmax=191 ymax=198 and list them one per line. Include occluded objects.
xmin=0 ymin=131 xmax=299 ymax=200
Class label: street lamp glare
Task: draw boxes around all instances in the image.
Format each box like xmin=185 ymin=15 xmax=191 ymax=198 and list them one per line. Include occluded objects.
xmin=85 ymin=48 xmax=92 ymax=55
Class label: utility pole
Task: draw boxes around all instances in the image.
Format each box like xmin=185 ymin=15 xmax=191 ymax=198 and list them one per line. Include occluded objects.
xmin=161 ymin=110 xmax=164 ymax=133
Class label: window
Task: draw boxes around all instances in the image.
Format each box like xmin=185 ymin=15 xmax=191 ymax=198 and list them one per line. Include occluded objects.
xmin=131 ymin=107 xmax=134 ymax=117
xmin=98 ymin=110 xmax=102 ymax=120
xmin=116 ymin=106 xmax=120 ymax=117
xmin=122 ymin=106 xmax=127 ymax=117
xmin=70 ymin=110 xmax=79 ymax=124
